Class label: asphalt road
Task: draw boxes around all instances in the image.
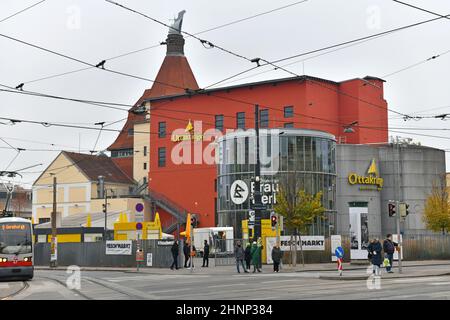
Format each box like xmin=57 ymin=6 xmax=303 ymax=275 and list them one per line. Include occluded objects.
xmin=3 ymin=266 xmax=450 ymax=300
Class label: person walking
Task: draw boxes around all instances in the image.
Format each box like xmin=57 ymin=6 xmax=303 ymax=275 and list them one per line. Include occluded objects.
xmin=183 ymin=241 xmax=190 ymax=268
xmin=202 ymin=240 xmax=210 ymax=267
xmin=250 ymin=241 xmax=262 ymax=273
xmin=244 ymin=243 xmax=252 ymax=270
xmin=257 ymin=238 xmax=264 ymax=270
xmin=170 ymin=240 xmax=179 ymax=270
xmin=234 ymin=241 xmax=248 ymax=273
xmin=190 ymin=245 xmax=197 ymax=268
xmin=383 ymin=234 xmax=397 ymax=273
xmin=368 ymin=237 xmax=383 ymax=276
xmin=271 ymin=243 xmax=283 ymax=273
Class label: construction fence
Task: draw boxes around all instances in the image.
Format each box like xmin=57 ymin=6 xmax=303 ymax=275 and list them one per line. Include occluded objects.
xmin=33 ymin=240 xmax=175 ymax=268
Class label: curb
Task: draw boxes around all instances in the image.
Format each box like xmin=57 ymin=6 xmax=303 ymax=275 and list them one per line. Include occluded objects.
xmin=319 ymin=272 xmax=450 ymax=281
xmin=294 ymin=262 xmax=450 ymax=273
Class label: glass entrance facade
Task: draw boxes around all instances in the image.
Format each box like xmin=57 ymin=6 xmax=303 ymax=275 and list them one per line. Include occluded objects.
xmin=217 ymin=128 xmax=337 ymax=238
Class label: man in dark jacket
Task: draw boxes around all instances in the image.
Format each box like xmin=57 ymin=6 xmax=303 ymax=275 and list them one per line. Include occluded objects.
xmin=202 ymin=240 xmax=210 ymax=267
xmin=368 ymin=238 xmax=382 ymax=276
xmin=183 ymin=241 xmax=190 ymax=268
xmin=244 ymin=243 xmax=252 ymax=270
xmin=271 ymin=243 xmax=283 ymax=273
xmin=235 ymin=241 xmax=248 ymax=273
xmin=170 ymin=240 xmax=179 ymax=270
xmin=383 ymin=234 xmax=397 ymax=273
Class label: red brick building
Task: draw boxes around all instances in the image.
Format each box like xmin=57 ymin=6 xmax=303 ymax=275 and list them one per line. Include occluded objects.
xmin=109 ymin=26 xmax=388 ymax=232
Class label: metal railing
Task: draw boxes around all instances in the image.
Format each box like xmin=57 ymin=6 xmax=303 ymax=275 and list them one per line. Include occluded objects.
xmin=144 ymin=189 xmax=187 ymax=222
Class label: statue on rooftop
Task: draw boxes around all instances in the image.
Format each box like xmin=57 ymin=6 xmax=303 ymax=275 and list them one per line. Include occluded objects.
xmin=169 ymin=10 xmax=186 ymax=35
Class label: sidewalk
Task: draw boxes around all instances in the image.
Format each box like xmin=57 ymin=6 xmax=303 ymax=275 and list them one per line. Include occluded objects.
xmin=35 ymin=259 xmax=450 ymax=279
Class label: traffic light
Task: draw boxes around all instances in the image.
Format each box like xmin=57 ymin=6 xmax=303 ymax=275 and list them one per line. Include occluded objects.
xmin=399 ymin=202 xmax=410 ymax=218
xmin=270 ymin=211 xmax=277 ymax=230
xmin=191 ymin=214 xmax=198 ymax=228
xmin=388 ymin=202 xmax=396 ymax=217
xmin=102 ymin=203 xmax=106 ymax=214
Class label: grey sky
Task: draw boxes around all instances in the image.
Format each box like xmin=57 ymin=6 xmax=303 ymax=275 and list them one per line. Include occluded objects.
xmin=1 ymin=0 xmax=450 ymax=188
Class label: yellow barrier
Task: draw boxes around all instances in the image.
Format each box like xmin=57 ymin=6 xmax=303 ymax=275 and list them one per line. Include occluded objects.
xmin=242 ymin=219 xmax=276 ymax=263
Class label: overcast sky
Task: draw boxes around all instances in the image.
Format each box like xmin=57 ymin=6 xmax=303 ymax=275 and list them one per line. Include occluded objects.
xmin=1 ymin=0 xmax=450 ymax=188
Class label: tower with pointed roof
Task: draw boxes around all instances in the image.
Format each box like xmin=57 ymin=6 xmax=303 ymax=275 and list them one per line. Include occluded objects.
xmin=107 ymin=11 xmax=198 ymax=180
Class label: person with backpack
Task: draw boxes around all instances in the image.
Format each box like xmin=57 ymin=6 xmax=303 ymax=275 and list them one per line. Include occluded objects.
xmin=383 ymin=234 xmax=397 ymax=273
xmin=367 ymin=237 xmax=383 ymax=276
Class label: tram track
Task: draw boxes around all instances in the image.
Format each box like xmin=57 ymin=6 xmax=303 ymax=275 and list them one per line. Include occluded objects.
xmin=39 ymin=273 xmax=155 ymax=300
xmin=1 ymin=281 xmax=30 ymax=300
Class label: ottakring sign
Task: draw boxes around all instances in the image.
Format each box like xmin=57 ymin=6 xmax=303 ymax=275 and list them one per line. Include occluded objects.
xmin=348 ymin=159 xmax=384 ymax=191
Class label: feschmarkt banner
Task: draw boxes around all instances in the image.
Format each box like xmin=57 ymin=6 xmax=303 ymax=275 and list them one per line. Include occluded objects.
xmin=105 ymin=240 xmax=132 ymax=255
xmin=278 ymin=236 xmax=325 ymax=251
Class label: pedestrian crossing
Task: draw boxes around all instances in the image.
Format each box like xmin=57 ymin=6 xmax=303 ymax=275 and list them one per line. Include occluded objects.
xmin=102 ymin=274 xmax=212 ymax=283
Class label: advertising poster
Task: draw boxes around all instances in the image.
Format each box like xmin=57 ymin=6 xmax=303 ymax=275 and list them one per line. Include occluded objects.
xmin=349 ymin=207 xmax=369 ymax=260
xmin=105 ymin=240 xmax=132 ymax=255
xmin=331 ymin=235 xmax=342 ymax=262
xmin=266 ymin=236 xmax=325 ymax=264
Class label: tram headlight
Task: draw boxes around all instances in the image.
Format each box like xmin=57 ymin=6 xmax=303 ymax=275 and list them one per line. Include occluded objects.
xmin=24 ymin=257 xmax=31 ymax=262
xmin=0 ymin=258 xmax=7 ymax=262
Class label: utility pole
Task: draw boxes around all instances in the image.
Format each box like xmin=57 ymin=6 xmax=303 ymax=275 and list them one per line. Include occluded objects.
xmin=253 ymin=104 xmax=263 ymax=242
xmin=394 ymin=137 xmax=403 ymax=274
xmin=50 ymin=175 xmax=57 ymax=268
xmin=104 ymin=188 xmax=108 ymax=241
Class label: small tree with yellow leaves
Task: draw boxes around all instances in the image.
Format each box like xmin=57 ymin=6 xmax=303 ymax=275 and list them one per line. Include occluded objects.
xmin=423 ymin=178 xmax=450 ymax=235
xmin=274 ymin=175 xmax=325 ymax=267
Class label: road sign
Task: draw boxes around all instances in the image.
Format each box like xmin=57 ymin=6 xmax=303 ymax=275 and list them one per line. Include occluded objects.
xmin=250 ymin=203 xmax=267 ymax=211
xmin=136 ymin=222 xmax=143 ymax=230
xmin=248 ymin=210 xmax=255 ymax=229
xmin=135 ymin=203 xmax=144 ymax=213
xmin=335 ymin=246 xmax=344 ymax=259
xmin=230 ymin=180 xmax=249 ymax=205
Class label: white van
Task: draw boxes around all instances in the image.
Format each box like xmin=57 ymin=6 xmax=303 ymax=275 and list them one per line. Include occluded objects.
xmin=193 ymin=227 xmax=234 ymax=254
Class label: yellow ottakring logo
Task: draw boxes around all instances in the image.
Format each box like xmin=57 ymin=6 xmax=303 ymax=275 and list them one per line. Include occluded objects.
xmin=171 ymin=119 xmax=204 ymax=142
xmin=348 ymin=159 xmax=384 ymax=191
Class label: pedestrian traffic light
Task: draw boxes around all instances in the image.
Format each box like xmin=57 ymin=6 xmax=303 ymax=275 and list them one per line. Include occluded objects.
xmin=270 ymin=211 xmax=277 ymax=230
xmin=388 ymin=202 xmax=396 ymax=217
xmin=191 ymin=214 xmax=198 ymax=228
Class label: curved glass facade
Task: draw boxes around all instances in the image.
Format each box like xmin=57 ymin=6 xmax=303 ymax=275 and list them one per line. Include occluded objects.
xmin=217 ymin=128 xmax=337 ymax=238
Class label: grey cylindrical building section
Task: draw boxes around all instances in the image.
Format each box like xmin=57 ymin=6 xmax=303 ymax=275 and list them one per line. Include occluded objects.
xmin=216 ymin=128 xmax=337 ymax=238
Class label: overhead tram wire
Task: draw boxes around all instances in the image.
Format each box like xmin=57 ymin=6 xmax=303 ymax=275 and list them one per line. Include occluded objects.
xmin=392 ymin=0 xmax=450 ymax=21
xmin=0 ymin=84 xmax=131 ymax=112
xmin=4 ymin=109 xmax=450 ymax=142
xmin=0 ymin=2 xmax=445 ymax=125
xmin=0 ymin=0 xmax=47 ymax=24
xmin=0 ymin=25 xmax=442 ymax=128
xmin=0 ymin=24 xmax=410 ymax=119
xmin=23 ymin=0 xmax=309 ymax=86
xmin=208 ymin=34 xmax=398 ymax=88
xmin=205 ymin=13 xmax=450 ymax=87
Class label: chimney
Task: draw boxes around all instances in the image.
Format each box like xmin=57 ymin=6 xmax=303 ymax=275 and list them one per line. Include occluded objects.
xmin=165 ymin=10 xmax=187 ymax=57
xmin=166 ymin=33 xmax=185 ymax=56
